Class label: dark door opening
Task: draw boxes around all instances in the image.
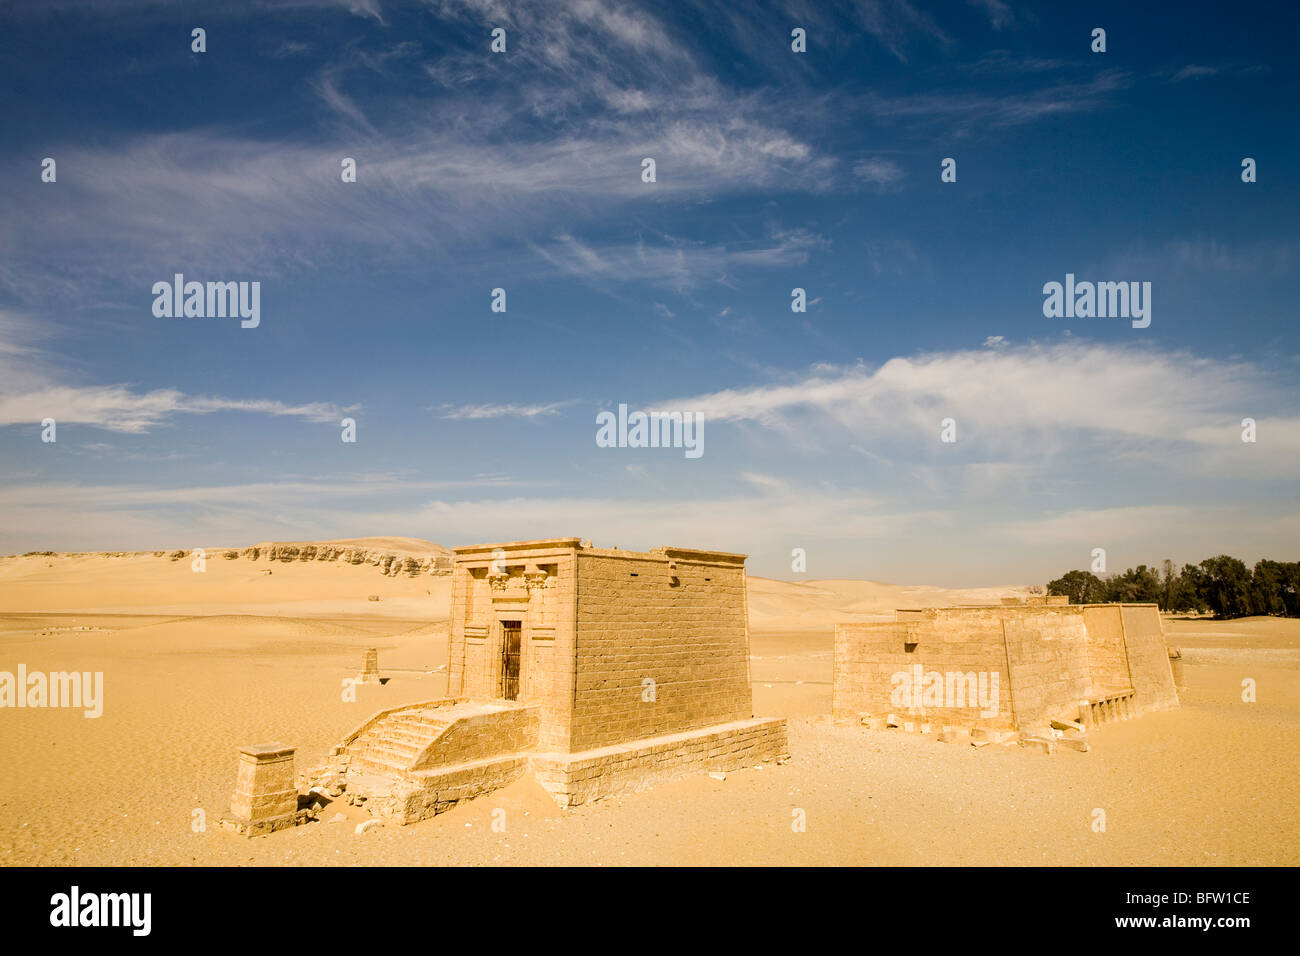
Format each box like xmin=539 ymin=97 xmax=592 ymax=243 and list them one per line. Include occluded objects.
xmin=500 ymin=620 xmax=522 ymax=701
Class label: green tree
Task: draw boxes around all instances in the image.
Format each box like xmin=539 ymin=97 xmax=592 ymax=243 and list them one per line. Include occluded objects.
xmin=1196 ymin=555 xmax=1253 ymax=618
xmin=1047 ymin=569 xmax=1106 ymax=604
xmin=1252 ymin=560 xmax=1300 ymax=616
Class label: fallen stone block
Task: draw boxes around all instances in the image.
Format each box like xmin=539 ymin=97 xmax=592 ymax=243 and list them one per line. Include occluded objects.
xmin=1019 ymin=735 xmax=1057 ymax=755
xmin=1051 ymin=718 xmax=1085 ymax=733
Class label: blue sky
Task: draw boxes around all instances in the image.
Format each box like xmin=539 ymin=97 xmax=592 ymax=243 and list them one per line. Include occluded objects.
xmin=0 ymin=0 xmax=1297 ymax=584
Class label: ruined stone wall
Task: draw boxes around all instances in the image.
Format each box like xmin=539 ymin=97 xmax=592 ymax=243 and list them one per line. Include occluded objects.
xmin=1119 ymin=604 xmax=1180 ymax=713
xmin=833 ymin=612 xmax=1016 ymax=732
xmin=569 ymin=550 xmax=752 ymax=752
xmin=1082 ymin=605 xmax=1132 ymax=697
xmin=1001 ymin=610 xmax=1091 ymax=732
xmin=834 ymin=602 xmax=1178 ymax=734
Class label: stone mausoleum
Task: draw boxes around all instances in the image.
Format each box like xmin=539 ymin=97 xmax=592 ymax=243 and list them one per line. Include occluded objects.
xmin=833 ymin=597 xmax=1180 ymax=741
xmin=324 ymin=538 xmax=787 ymax=823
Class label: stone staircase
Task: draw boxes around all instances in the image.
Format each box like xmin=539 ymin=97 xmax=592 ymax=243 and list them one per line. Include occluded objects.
xmin=347 ymin=706 xmax=458 ymax=776
xmin=322 ymin=698 xmax=541 ymax=824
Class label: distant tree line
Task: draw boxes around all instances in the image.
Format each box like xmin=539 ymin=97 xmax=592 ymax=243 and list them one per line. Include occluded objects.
xmin=1046 ymin=557 xmax=1300 ymax=619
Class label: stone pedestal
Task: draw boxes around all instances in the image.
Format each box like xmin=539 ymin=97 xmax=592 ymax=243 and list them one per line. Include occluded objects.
xmin=358 ymin=647 xmax=381 ymax=684
xmin=225 ymin=743 xmax=306 ymax=836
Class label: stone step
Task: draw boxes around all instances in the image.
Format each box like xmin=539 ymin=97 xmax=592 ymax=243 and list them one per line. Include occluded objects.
xmin=350 ymin=753 xmax=410 ymax=775
xmin=367 ymin=725 xmax=437 ymax=746
xmin=344 ymin=703 xmax=528 ymax=783
xmin=392 ymin=715 xmax=451 ymax=733
xmin=365 ymin=741 xmax=422 ymax=764
xmin=378 ymin=727 xmax=439 ymax=746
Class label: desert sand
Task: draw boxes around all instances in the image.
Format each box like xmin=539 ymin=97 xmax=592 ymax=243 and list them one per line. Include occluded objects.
xmin=1 ymin=541 xmax=1296 ymax=866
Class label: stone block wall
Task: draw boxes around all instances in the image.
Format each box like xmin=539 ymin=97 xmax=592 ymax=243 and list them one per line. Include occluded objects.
xmin=569 ymin=547 xmax=752 ymax=752
xmin=1001 ymin=610 xmax=1090 ymax=732
xmin=834 ymin=602 xmax=1178 ymax=734
xmin=530 ymin=717 xmax=787 ymax=808
xmin=1119 ymin=604 xmax=1180 ymax=713
xmin=833 ymin=612 xmax=1016 ymax=732
xmin=378 ymin=756 xmax=531 ymax=825
xmin=1082 ymin=605 xmax=1132 ymax=697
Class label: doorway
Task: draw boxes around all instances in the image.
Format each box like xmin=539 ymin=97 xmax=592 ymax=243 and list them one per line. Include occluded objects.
xmin=499 ymin=620 xmax=522 ymax=701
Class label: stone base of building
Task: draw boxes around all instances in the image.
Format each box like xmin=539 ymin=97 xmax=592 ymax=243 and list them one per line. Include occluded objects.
xmin=353 ymin=755 xmax=531 ymax=826
xmin=220 ymin=808 xmax=310 ymax=837
xmin=529 ymin=717 xmax=789 ymax=809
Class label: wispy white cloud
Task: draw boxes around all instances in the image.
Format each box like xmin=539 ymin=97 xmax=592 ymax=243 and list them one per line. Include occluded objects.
xmin=0 ymin=319 xmax=356 ymax=432
xmin=850 ymin=0 xmax=952 ymax=63
xmin=1171 ymin=64 xmax=1219 ymax=82
xmin=853 ymin=157 xmax=906 ymax=191
xmin=0 ymin=385 xmax=356 ymax=433
xmin=433 ymin=401 xmax=573 ymax=420
xmin=531 ymin=228 xmax=828 ymax=293
xmin=0 ymin=115 xmax=835 ymax=306
xmin=855 ymin=70 xmax=1132 ymax=130
xmin=656 ymin=342 xmax=1300 ymax=475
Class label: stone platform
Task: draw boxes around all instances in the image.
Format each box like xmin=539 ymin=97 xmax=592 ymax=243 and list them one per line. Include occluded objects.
xmin=529 ymin=717 xmax=789 ymax=808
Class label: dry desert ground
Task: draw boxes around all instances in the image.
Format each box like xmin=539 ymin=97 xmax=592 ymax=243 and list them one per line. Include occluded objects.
xmin=1 ymin=539 xmax=1296 ymax=866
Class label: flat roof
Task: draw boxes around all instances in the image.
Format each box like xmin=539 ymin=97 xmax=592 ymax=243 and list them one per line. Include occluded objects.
xmin=452 ymin=539 xmax=747 ymax=564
